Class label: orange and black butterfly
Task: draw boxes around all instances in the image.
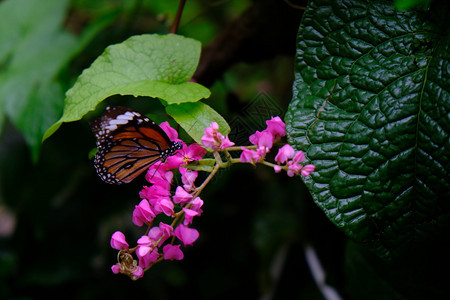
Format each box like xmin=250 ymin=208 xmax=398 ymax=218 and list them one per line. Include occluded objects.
xmin=90 ymin=106 xmax=182 ymax=184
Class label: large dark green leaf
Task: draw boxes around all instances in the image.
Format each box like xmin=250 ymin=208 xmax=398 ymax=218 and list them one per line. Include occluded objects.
xmin=286 ymin=0 xmax=450 ymax=258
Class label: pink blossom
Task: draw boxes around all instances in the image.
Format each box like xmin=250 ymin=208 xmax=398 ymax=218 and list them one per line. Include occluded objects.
xmin=283 ymin=151 xmax=314 ymax=177
xmin=249 ymin=130 xmax=274 ymax=149
xmin=163 ymin=244 xmax=184 ymax=260
xmin=275 ymin=144 xmax=295 ymax=164
xmin=148 ymin=226 xmax=162 ymax=240
xmin=190 ymin=197 xmax=204 ymax=213
xmin=110 ymin=231 xmax=129 ymax=250
xmin=145 ymin=167 xmax=173 ymax=187
xmin=139 ymin=184 xmax=171 ymax=201
xmin=180 ymin=168 xmax=198 ymax=191
xmin=145 ymin=223 xmax=173 ymax=247
xmin=287 ymin=164 xmax=302 ymax=177
xmin=240 ymin=146 xmax=267 ymax=164
xmin=138 ymin=248 xmax=160 ymax=269
xmin=158 ymin=222 xmax=174 ymax=240
xmin=266 ymin=116 xmax=286 ymax=140
xmin=273 ymin=165 xmax=282 ymax=173
xmin=201 ymin=122 xmax=235 ymax=150
xmin=160 ymin=198 xmax=175 ymax=216
xmin=220 ymin=135 xmax=235 ymax=149
xmin=183 ymin=208 xmax=199 ymax=225
xmin=166 ymin=143 xmax=206 ymax=168
xmin=132 ymin=266 xmax=144 ymax=279
xmin=111 ymin=264 xmax=121 ymax=274
xmin=240 ymin=147 xmax=256 ymax=164
xmin=136 ymin=235 xmax=155 ymax=258
xmin=148 ymin=196 xmax=171 ymax=215
xmin=173 ymin=186 xmax=193 ymax=204
xmin=292 ymin=150 xmax=305 ymax=164
xmin=184 ymin=143 xmax=207 ymax=161
xmin=159 ymin=121 xmax=179 ymax=141
xmin=301 ymin=164 xmax=315 ymax=177
xmin=132 ymin=199 xmax=155 ymax=226
xmin=175 ymin=224 xmax=199 ymax=246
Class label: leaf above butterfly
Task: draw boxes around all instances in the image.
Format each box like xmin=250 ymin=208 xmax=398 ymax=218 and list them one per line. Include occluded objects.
xmin=43 ymin=34 xmax=212 ymax=141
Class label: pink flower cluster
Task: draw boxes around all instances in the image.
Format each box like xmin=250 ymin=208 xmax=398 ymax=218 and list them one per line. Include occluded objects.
xmin=240 ymin=116 xmax=285 ymax=164
xmin=110 ymin=122 xmax=206 ymax=280
xmin=110 ymin=117 xmax=314 ymax=280
xmin=201 ymin=121 xmax=235 ymax=150
xmin=237 ymin=116 xmax=314 ymax=177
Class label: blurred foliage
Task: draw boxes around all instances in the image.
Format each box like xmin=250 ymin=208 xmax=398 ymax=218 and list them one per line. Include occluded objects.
xmin=0 ymin=0 xmax=340 ymax=299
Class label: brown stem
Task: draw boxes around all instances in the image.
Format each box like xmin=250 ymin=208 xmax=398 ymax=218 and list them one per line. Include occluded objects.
xmin=170 ymin=0 xmax=187 ymax=34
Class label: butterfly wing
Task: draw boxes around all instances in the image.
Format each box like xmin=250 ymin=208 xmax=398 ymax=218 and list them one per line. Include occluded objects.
xmin=91 ymin=106 xmax=179 ymax=184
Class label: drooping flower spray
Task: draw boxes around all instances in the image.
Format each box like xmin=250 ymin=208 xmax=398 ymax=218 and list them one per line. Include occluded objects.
xmin=111 ymin=117 xmax=314 ymax=280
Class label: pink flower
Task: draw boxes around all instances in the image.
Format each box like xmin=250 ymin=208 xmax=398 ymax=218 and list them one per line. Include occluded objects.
xmin=273 ymin=165 xmax=282 ymax=173
xmin=136 ymin=235 xmax=155 ymax=257
xmin=139 ymin=248 xmax=160 ymax=269
xmin=249 ymin=130 xmax=274 ymax=149
xmin=284 ymin=150 xmax=314 ymax=177
xmin=240 ymin=147 xmax=256 ymax=164
xmin=110 ymin=231 xmax=129 ymax=250
xmin=240 ymin=146 xmax=267 ymax=164
xmin=183 ymin=208 xmax=199 ymax=225
xmin=183 ymin=143 xmax=207 ymax=162
xmin=190 ymin=197 xmax=204 ymax=213
xmin=266 ymin=116 xmax=286 ymax=140
xmin=292 ymin=150 xmax=305 ymax=164
xmin=132 ymin=266 xmax=144 ymax=279
xmin=301 ymin=164 xmax=315 ymax=177
xmin=175 ymin=224 xmax=199 ymax=246
xmin=147 ymin=223 xmax=173 ymax=244
xmin=147 ymin=196 xmax=170 ymax=215
xmin=145 ymin=167 xmax=173 ymax=187
xmin=173 ymin=186 xmax=193 ymax=204
xmin=111 ymin=264 xmax=121 ymax=274
xmin=275 ymin=144 xmax=295 ymax=164
xmin=160 ymin=198 xmax=174 ymax=216
xmin=158 ymin=222 xmax=174 ymax=240
xmin=132 ymin=199 xmax=156 ymax=226
xmin=287 ymin=164 xmax=302 ymax=177
xmin=140 ymin=184 xmax=171 ymax=201
xmin=201 ymin=122 xmax=235 ymax=150
xmin=163 ymin=244 xmax=184 ymax=260
xmin=159 ymin=121 xmax=179 ymax=142
xmin=180 ymin=168 xmax=198 ymax=192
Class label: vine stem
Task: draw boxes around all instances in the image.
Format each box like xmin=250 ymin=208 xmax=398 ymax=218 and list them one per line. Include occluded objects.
xmin=193 ymin=162 xmax=221 ymax=197
xmin=170 ymin=0 xmax=187 ymax=34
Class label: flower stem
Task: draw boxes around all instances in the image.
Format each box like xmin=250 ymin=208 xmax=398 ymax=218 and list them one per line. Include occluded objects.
xmin=193 ymin=162 xmax=221 ymax=197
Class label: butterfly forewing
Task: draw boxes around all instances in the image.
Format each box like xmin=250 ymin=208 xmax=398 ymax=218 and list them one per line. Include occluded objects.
xmin=90 ymin=106 xmax=182 ymax=184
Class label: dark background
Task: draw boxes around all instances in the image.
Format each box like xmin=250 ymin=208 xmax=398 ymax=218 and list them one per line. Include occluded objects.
xmin=0 ymin=0 xmax=348 ymax=299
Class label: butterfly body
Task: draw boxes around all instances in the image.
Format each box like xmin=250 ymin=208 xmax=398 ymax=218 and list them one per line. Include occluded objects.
xmin=91 ymin=106 xmax=182 ymax=184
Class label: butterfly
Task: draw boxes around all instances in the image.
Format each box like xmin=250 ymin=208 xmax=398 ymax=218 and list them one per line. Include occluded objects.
xmin=90 ymin=106 xmax=183 ymax=184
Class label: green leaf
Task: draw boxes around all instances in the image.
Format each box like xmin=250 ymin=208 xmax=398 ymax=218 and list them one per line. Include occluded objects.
xmin=183 ymin=159 xmax=216 ymax=172
xmin=0 ymin=0 xmax=74 ymax=160
xmin=285 ymin=0 xmax=450 ymax=258
xmin=166 ymin=102 xmax=230 ymax=144
xmin=394 ymin=0 xmax=432 ymax=10
xmin=44 ymin=34 xmax=209 ymax=140
xmin=0 ymin=0 xmax=115 ymax=160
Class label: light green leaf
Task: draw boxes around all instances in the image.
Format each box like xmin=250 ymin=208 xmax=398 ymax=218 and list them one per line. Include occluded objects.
xmin=0 ymin=0 xmax=115 ymax=159
xmin=44 ymin=34 xmax=209 ymax=140
xmin=183 ymin=159 xmax=216 ymax=172
xmin=166 ymin=102 xmax=230 ymax=144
